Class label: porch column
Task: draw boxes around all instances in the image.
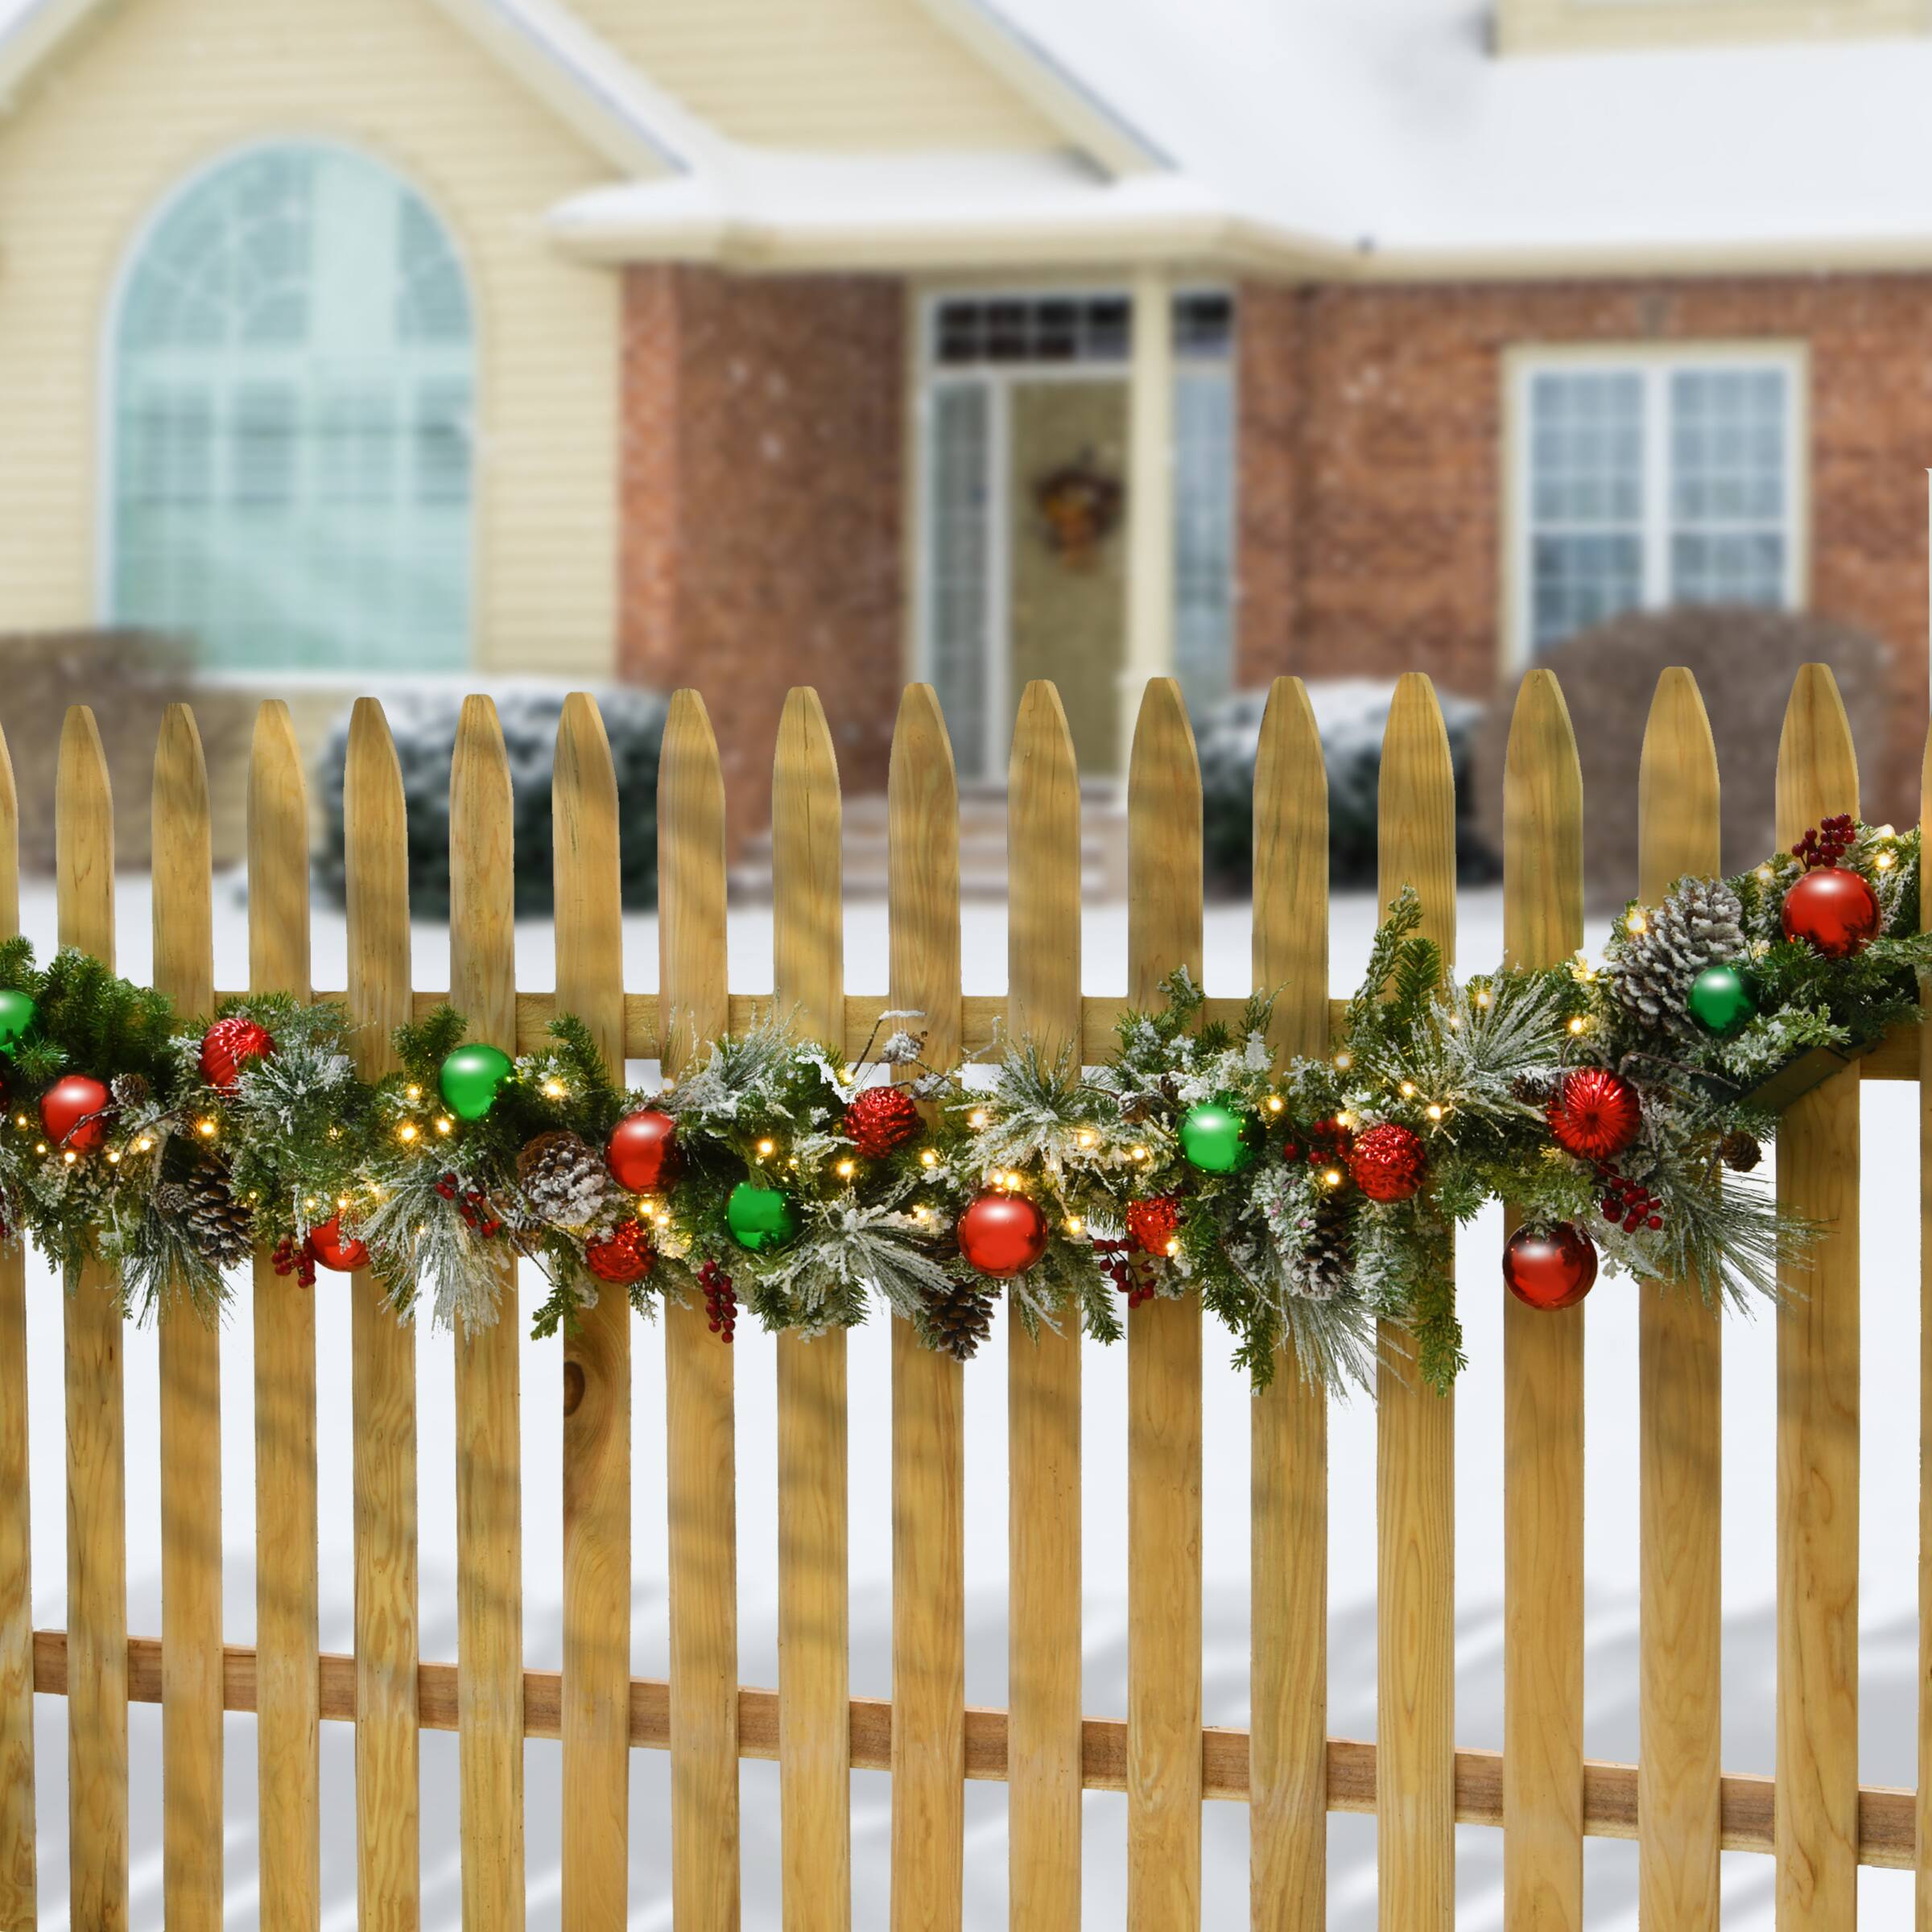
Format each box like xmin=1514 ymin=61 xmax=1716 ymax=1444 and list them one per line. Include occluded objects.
xmin=1123 ymin=266 xmax=1175 ymax=772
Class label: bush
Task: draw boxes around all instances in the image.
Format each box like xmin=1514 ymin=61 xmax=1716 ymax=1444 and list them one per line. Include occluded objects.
xmin=1199 ymin=680 xmax=1494 ymax=894
xmin=315 ymin=685 xmax=667 ymax=918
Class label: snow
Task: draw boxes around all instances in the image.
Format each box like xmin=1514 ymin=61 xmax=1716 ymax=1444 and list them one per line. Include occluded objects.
xmin=10 ymin=873 xmax=1920 ymax=1926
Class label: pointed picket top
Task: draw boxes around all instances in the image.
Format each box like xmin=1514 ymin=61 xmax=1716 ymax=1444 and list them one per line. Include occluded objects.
xmin=1638 ymin=670 xmax=1720 ymax=902
xmin=1377 ymin=671 xmax=1455 ymax=966
xmin=771 ymin=686 xmax=843 ymax=1042
xmin=1007 ymin=680 xmax=1081 ymax=1057
xmin=1253 ymin=675 xmax=1327 ymax=1059
xmin=0 ymin=717 xmax=15 ymax=943
xmin=1502 ymin=668 xmax=1583 ymax=972
xmin=151 ymin=705 xmax=212 ymax=1012
xmin=448 ymin=695 xmax=516 ymax=1051
xmin=888 ymin=683 xmax=961 ymax=1070
xmin=1126 ymin=676 xmax=1203 ymax=1003
xmin=247 ymin=700 xmax=309 ymax=997
xmin=658 ymin=688 xmax=729 ymax=1067
xmin=1776 ymin=662 xmax=1860 ymax=848
xmin=345 ymin=700 xmax=411 ymax=1081
xmin=56 ymin=705 xmax=113 ymax=961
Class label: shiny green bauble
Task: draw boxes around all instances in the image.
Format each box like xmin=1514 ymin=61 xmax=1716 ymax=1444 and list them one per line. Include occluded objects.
xmin=0 ymin=989 xmax=35 ymax=1054
xmin=1179 ymin=1099 xmax=1255 ymax=1174
xmin=438 ymin=1042 xmax=515 ymax=1121
xmin=727 ymin=1180 xmax=798 ymax=1252
xmin=1686 ymin=963 xmax=1757 ymax=1038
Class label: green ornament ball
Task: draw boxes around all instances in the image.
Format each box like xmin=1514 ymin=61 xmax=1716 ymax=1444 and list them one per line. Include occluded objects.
xmin=1179 ymin=1098 xmax=1255 ymax=1174
xmin=727 ymin=1180 xmax=798 ymax=1253
xmin=1686 ymin=963 xmax=1756 ymax=1038
xmin=0 ymin=989 xmax=35 ymax=1054
xmin=438 ymin=1042 xmax=515 ymax=1121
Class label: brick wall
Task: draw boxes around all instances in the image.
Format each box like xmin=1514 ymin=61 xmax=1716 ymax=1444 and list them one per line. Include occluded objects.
xmin=1236 ymin=275 xmax=1932 ymax=819
xmin=621 ymin=266 xmax=906 ymax=840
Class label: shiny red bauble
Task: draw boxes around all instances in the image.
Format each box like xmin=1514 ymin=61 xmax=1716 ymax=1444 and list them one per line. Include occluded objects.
xmin=585 ymin=1220 xmax=654 ymax=1286
xmin=1781 ymin=865 xmax=1880 ymax=959
xmin=307 ymin=1214 xmax=369 ymax=1274
xmin=1125 ymin=1194 xmax=1182 ymax=1257
xmin=1503 ymin=1222 xmax=1597 ymax=1311
xmin=1546 ymin=1067 xmax=1641 ymax=1162
xmin=606 ymin=1108 xmax=679 ymax=1193
xmin=842 ymin=1084 xmax=923 ymax=1158
xmin=39 ymin=1073 xmax=110 ymax=1153
xmin=956 ymin=1191 xmax=1050 ymax=1278
xmin=1348 ymin=1121 xmax=1427 ymax=1202
xmin=199 ymin=1015 xmax=275 ymax=1090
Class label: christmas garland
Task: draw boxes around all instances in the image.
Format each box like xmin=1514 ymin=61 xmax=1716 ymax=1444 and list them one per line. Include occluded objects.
xmin=0 ymin=816 xmax=1922 ymax=1397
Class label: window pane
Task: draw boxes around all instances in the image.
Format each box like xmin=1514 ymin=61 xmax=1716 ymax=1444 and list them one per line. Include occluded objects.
xmin=927 ymin=384 xmax=991 ymax=776
xmin=1525 ymin=369 xmax=1645 ymax=650
xmin=1668 ymin=365 xmax=1789 ymax=609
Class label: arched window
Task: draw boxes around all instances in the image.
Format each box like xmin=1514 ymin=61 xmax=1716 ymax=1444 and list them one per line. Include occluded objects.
xmin=110 ymin=144 xmax=474 ymax=672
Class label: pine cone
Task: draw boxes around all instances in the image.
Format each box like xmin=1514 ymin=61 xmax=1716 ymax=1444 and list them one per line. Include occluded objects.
xmin=1297 ymin=1196 xmax=1352 ymax=1302
xmin=109 ymin=1071 xmax=151 ymax=1110
xmin=1606 ymin=878 xmax=1747 ymax=1038
xmin=181 ymin=1157 xmax=254 ymax=1269
xmin=515 ymin=1130 xmax=610 ymax=1228
xmin=1509 ymin=1071 xmax=1556 ymax=1106
xmin=1720 ymin=1129 xmax=1762 ymax=1174
xmin=925 ymin=1278 xmax=997 ymax=1361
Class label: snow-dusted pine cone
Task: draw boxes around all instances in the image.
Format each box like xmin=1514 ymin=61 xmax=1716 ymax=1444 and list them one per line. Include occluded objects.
xmin=514 ymin=1130 xmax=610 ymax=1228
xmin=167 ymin=1158 xmax=254 ymax=1268
xmin=1606 ymin=878 xmax=1747 ymax=1037
xmin=1295 ymin=1196 xmax=1352 ymax=1302
xmin=109 ymin=1071 xmax=151 ymax=1110
xmin=924 ymin=1278 xmax=997 ymax=1361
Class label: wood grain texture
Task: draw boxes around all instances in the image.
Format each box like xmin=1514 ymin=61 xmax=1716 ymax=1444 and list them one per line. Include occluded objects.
xmin=770 ymin=687 xmax=852 ymax=1932
xmin=1638 ymin=669 xmax=1724 ymax=1932
xmin=1125 ymin=679 xmax=1204 ymax=1930
xmin=345 ymin=701 xmax=420 ymax=1929
xmin=554 ymin=694 xmax=632 ymax=1932
xmin=1375 ymin=673 xmax=1457 ymax=1932
xmin=1249 ymin=678 xmax=1328 ymax=1931
xmin=0 ymin=719 xmax=27 ymax=1932
xmin=1501 ymin=671 xmax=1585 ymax=1931
xmin=56 ymin=708 xmax=128 ymax=1932
xmin=250 ymin=700 xmax=319 ymax=1932
xmin=657 ymin=691 xmax=740 ymax=1932
xmin=886 ymin=687 xmax=965 ymax=1932
xmin=1005 ymin=682 xmax=1084 ymax=1932
xmin=1922 ymin=708 xmax=1932 ymax=1932
xmin=1774 ymin=665 xmax=1861 ymax=1932
xmin=152 ymin=705 xmax=221 ymax=1932
xmin=449 ymin=696 xmax=526 ymax=1932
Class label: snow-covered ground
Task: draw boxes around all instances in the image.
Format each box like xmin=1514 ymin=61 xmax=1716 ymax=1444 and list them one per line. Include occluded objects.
xmin=14 ymin=876 xmax=1920 ymax=1928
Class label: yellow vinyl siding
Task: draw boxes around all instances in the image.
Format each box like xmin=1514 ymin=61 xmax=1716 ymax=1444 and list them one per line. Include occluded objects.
xmin=568 ymin=0 xmax=1061 ymax=149
xmin=1498 ymin=0 xmax=1928 ymax=53
xmin=0 ymin=0 xmax=624 ymax=679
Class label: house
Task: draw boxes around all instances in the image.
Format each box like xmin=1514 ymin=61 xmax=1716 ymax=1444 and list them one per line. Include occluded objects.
xmin=0 ymin=0 xmax=1928 ymax=841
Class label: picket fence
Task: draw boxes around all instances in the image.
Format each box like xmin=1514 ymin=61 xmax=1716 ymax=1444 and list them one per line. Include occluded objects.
xmin=0 ymin=664 xmax=1921 ymax=1930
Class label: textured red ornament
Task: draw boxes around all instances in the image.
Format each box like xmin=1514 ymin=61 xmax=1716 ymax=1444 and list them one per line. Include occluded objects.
xmin=1546 ymin=1067 xmax=1641 ymax=1162
xmin=1348 ymin=1121 xmax=1426 ymax=1202
xmin=307 ymin=1214 xmax=369 ymax=1274
xmin=956 ymin=1191 xmax=1050 ymax=1278
xmin=842 ymin=1084 xmax=923 ymax=1158
xmin=39 ymin=1073 xmax=110 ymax=1153
xmin=1503 ymin=1222 xmax=1597 ymax=1311
xmin=1781 ymin=865 xmax=1880 ymax=959
xmin=585 ymin=1219 xmax=655 ymax=1286
xmin=1125 ymin=1194 xmax=1182 ymax=1257
xmin=199 ymin=1015 xmax=275 ymax=1090
xmin=606 ymin=1108 xmax=679 ymax=1192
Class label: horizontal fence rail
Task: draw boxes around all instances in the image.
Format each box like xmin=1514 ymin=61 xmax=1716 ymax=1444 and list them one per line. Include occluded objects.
xmin=0 ymin=667 xmax=1924 ymax=1931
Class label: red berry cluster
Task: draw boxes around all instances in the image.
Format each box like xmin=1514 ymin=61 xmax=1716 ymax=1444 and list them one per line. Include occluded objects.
xmin=1793 ymin=814 xmax=1856 ymax=870
xmin=1282 ymin=1116 xmax=1352 ymax=1169
xmin=1600 ymin=1170 xmax=1663 ymax=1234
xmin=435 ymin=1173 xmax=503 ymax=1239
xmin=700 ymin=1258 xmax=738 ymax=1342
xmin=1094 ymin=1233 xmax=1158 ymax=1309
xmin=270 ymin=1235 xmax=317 ymax=1288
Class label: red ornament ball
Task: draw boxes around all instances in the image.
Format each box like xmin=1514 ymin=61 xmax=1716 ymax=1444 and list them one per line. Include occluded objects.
xmin=1503 ymin=1222 xmax=1597 ymax=1311
xmin=843 ymin=1084 xmax=923 ymax=1159
xmin=1781 ymin=864 xmax=1880 ymax=960
xmin=39 ymin=1073 xmax=110 ymax=1154
xmin=585 ymin=1220 xmax=655 ymax=1286
xmin=199 ymin=1015 xmax=275 ymax=1090
xmin=606 ymin=1108 xmax=679 ymax=1193
xmin=956 ymin=1190 xmax=1050 ymax=1278
xmin=1546 ymin=1067 xmax=1641 ymax=1162
xmin=1125 ymin=1194 xmax=1182 ymax=1257
xmin=307 ymin=1214 xmax=369 ymax=1274
xmin=1348 ymin=1121 xmax=1427 ymax=1203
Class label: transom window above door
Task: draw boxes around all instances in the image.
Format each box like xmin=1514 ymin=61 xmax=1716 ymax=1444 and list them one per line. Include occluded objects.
xmin=109 ymin=142 xmax=475 ymax=675
xmin=1513 ymin=348 xmax=1805 ymax=656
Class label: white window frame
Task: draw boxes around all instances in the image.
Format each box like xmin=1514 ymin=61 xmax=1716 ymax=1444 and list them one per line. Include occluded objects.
xmin=1503 ymin=341 xmax=1810 ymax=668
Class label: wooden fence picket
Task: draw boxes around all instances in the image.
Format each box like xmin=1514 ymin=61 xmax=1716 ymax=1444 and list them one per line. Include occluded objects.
xmin=1125 ymin=677 xmax=1204 ymax=1930
xmin=250 ymin=700 xmax=318 ymax=1932
xmin=448 ymin=696 xmax=526 ymax=1931
xmin=1922 ymin=708 xmax=1932 ymax=1932
xmin=0 ymin=719 xmax=27 ymax=1932
xmin=554 ymin=694 xmax=632 ymax=1930
xmin=345 ymin=701 xmax=420 ymax=1927
xmin=1501 ymin=671 xmax=1585 ymax=1928
xmin=658 ymin=691 xmax=740 ymax=1932
xmin=887 ymin=686 xmax=966 ymax=1932
xmin=771 ymin=687 xmax=852 ymax=1932
xmin=1637 ymin=669 xmax=1723 ymax=1930
xmin=1375 ymin=672 xmax=1457 ymax=1932
xmin=152 ymin=705 xmax=221 ymax=1932
xmin=1249 ymin=676 xmax=1329 ymax=1931
xmin=1774 ymin=664 xmax=1862 ymax=1930
xmin=1005 ymin=681 xmax=1084 ymax=1931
